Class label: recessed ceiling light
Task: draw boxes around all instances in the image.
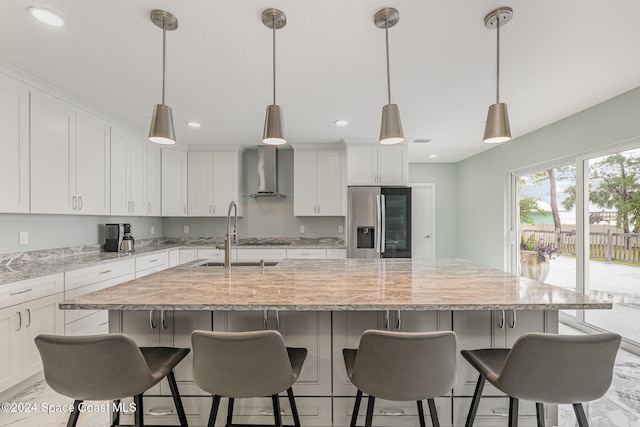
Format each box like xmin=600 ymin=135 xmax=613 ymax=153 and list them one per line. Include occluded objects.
xmin=28 ymin=7 xmax=66 ymax=27
xmin=334 ymin=120 xmax=349 ymax=126
xmin=429 ymin=154 xmax=438 ymax=159
xmin=186 ymin=121 xmax=201 ymax=128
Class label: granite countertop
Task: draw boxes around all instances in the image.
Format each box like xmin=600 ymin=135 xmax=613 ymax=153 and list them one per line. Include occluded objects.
xmin=0 ymin=237 xmax=345 ymax=286
xmin=60 ymin=258 xmax=611 ymax=311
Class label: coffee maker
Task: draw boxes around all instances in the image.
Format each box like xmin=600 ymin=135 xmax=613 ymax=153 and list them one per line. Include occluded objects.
xmin=105 ymin=223 xmax=135 ymax=252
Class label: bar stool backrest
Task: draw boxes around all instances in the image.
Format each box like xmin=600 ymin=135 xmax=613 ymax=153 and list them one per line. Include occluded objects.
xmin=191 ymin=330 xmax=296 ymax=398
xmin=351 ymin=330 xmax=457 ymax=401
xmin=35 ymin=334 xmax=155 ymax=401
xmin=497 ymin=332 xmax=621 ymax=404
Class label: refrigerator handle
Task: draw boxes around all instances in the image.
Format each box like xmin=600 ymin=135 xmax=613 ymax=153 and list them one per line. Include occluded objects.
xmin=380 ymin=194 xmax=386 ymax=254
xmin=375 ymin=195 xmax=382 ymax=253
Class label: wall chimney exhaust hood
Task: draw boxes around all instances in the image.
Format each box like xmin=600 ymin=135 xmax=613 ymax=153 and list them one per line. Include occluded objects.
xmin=248 ymin=145 xmax=287 ymax=198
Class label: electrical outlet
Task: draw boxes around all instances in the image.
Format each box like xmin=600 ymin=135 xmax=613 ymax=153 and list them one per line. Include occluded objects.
xmin=183 ymin=226 xmax=190 ymax=234
xmin=338 ymin=225 xmax=344 ymax=233
xmin=151 ymin=226 xmax=155 ymax=235
xmin=19 ymin=232 xmax=29 ymax=245
xmin=300 ymin=225 xmax=305 ymax=234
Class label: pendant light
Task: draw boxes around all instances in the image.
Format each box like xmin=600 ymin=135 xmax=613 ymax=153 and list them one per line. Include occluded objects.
xmin=375 ymin=8 xmax=404 ymax=145
xmin=482 ymin=7 xmax=513 ymax=144
xmin=262 ymin=8 xmax=287 ymax=146
xmin=148 ymin=10 xmax=178 ymax=145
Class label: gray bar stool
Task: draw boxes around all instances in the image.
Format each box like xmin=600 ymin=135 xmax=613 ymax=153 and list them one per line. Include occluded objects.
xmin=35 ymin=333 xmax=190 ymax=427
xmin=461 ymin=332 xmax=621 ymax=427
xmin=191 ymin=330 xmax=307 ymax=427
xmin=342 ymin=330 xmax=457 ymax=427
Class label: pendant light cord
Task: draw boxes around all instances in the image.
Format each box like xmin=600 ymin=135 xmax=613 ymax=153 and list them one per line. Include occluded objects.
xmin=272 ymin=22 xmax=276 ymax=106
xmin=385 ymin=20 xmax=391 ymax=105
xmin=496 ymin=14 xmax=500 ymax=104
xmin=162 ymin=20 xmax=166 ymax=105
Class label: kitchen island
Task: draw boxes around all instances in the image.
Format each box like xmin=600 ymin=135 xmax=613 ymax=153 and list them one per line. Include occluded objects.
xmin=60 ymin=258 xmax=610 ymax=427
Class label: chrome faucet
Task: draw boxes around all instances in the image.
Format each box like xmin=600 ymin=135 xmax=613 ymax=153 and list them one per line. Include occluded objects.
xmin=223 ymin=201 xmax=238 ymax=269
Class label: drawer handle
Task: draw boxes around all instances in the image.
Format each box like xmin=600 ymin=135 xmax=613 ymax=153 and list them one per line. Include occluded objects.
xmin=98 ymin=321 xmax=109 ymax=327
xmin=148 ymin=259 xmax=158 ymax=263
xmin=16 ymin=311 xmax=22 ymax=331
xmin=25 ymin=309 xmax=31 ymax=327
xmin=98 ymin=270 xmax=112 ymax=275
xmin=149 ymin=310 xmax=156 ymax=330
xmin=148 ymin=407 xmax=174 ymax=416
xmin=260 ymin=409 xmax=285 ymax=416
xmin=10 ymin=288 xmax=33 ymax=296
xmin=379 ymin=408 xmax=405 ymax=416
xmin=491 ymin=408 xmax=509 ymax=417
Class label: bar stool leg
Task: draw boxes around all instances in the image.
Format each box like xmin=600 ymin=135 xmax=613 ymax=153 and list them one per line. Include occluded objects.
xmin=364 ymin=396 xmax=375 ymax=427
xmin=350 ymin=390 xmax=363 ymax=427
xmin=271 ymin=394 xmax=283 ymax=427
xmin=133 ymin=394 xmax=144 ymax=427
xmin=428 ymin=398 xmax=440 ymax=427
xmin=167 ymin=371 xmax=188 ymax=426
xmin=208 ymin=395 xmax=221 ymax=427
xmin=417 ymin=400 xmax=426 ymax=427
xmin=287 ymin=387 xmax=302 ymax=427
xmin=573 ymin=403 xmax=589 ymax=427
xmin=508 ymin=397 xmax=519 ymax=427
xmin=226 ymin=397 xmax=235 ymax=427
xmin=111 ymin=400 xmax=120 ymax=427
xmin=535 ymin=402 xmax=545 ymax=427
xmin=66 ymin=400 xmax=82 ymax=427
xmin=465 ymin=375 xmax=486 ymax=427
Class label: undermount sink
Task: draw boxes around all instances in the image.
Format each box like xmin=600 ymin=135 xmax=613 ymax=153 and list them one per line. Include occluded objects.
xmin=198 ymin=261 xmax=279 ymax=267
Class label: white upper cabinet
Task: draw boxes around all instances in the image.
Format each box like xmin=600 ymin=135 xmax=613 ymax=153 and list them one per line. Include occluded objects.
xmin=346 ymin=143 xmax=408 ymax=186
xmin=110 ymin=127 xmax=147 ymax=216
xmin=147 ymin=142 xmax=162 ymax=216
xmin=162 ymin=148 xmax=188 ymax=216
xmin=31 ymin=92 xmax=110 ymax=215
xmin=0 ymin=76 xmax=29 ymax=213
xmin=188 ymin=151 xmax=241 ymax=217
xmin=294 ymin=149 xmax=344 ymax=216
xmin=75 ymin=112 xmax=110 ymax=215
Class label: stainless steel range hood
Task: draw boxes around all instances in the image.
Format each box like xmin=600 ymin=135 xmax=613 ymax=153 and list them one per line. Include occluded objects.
xmin=248 ymin=145 xmax=287 ymax=198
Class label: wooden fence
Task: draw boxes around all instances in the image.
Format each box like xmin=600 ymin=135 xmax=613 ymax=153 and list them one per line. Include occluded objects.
xmin=522 ymin=229 xmax=640 ymax=264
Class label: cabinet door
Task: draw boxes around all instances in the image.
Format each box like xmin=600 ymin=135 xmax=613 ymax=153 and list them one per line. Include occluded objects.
xmin=293 ymin=151 xmax=318 ymax=216
xmin=129 ymin=135 xmax=147 ymax=216
xmin=346 ymin=146 xmax=378 ymax=185
xmin=453 ymin=311 xmax=495 ymax=396
xmin=75 ymin=112 xmax=110 ymax=215
xmin=110 ymin=127 xmax=130 ymax=215
xmin=147 ymin=142 xmax=162 ymax=216
xmin=30 ymin=92 xmax=76 ymax=214
xmin=0 ymin=76 xmax=29 ymax=213
xmin=162 ymin=149 xmax=188 ymax=216
xmin=21 ymin=293 xmax=64 ymax=378
xmin=316 ymin=150 xmax=343 ymax=215
xmin=188 ymin=152 xmax=213 ymax=216
xmin=378 ymin=144 xmax=408 ymax=185
xmin=0 ymin=306 xmax=22 ymax=392
xmin=211 ymin=152 xmax=238 ymax=216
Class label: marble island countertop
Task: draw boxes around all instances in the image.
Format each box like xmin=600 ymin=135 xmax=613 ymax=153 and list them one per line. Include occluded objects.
xmin=60 ymin=258 xmax=611 ymax=311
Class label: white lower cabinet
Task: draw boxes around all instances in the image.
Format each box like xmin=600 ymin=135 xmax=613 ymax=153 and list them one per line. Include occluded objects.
xmin=452 ymin=397 xmax=538 ymax=427
xmin=135 ymin=252 xmax=169 ymax=278
xmin=236 ymin=248 xmax=286 ymax=262
xmin=197 ymin=249 xmax=225 ymax=261
xmin=179 ymin=249 xmax=198 ymax=265
xmin=286 ymin=248 xmax=326 ymax=259
xmin=326 ymin=248 xmax=347 ymax=259
xmin=0 ymin=273 xmax=64 ymax=394
xmin=334 ymin=397 xmax=452 ymax=427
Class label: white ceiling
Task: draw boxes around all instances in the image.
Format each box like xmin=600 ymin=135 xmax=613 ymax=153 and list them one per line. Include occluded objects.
xmin=2 ymin=1 xmax=640 ymax=163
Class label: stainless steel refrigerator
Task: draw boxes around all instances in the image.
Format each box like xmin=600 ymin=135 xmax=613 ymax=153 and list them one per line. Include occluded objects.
xmin=347 ymin=186 xmax=411 ymax=258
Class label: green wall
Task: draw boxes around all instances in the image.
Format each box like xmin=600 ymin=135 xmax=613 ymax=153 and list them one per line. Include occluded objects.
xmin=409 ymin=163 xmax=457 ymax=258
xmin=456 ymin=86 xmax=640 ymax=269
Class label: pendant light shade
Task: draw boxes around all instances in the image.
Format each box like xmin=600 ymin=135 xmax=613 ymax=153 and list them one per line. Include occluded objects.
xmin=483 ymin=103 xmax=511 ymax=144
xmin=263 ymin=105 xmax=286 ymax=145
xmin=262 ymin=9 xmax=287 ymax=145
xmin=375 ymin=8 xmax=404 ymax=145
xmin=380 ymin=103 xmax=404 ymax=145
xmin=149 ymin=104 xmax=176 ymax=145
xmin=148 ymin=10 xmax=178 ymax=145
xmin=483 ymin=7 xmax=512 ymax=144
